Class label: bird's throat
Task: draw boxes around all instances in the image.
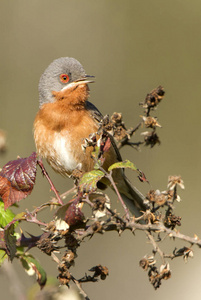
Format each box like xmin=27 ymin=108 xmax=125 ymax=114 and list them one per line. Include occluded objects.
xmin=52 ymin=84 xmax=89 ymax=111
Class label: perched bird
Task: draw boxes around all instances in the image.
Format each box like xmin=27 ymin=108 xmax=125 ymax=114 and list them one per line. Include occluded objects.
xmin=34 ymin=57 xmax=146 ymax=216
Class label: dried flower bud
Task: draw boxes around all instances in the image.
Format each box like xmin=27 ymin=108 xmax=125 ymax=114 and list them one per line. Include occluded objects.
xmin=57 ymin=262 xmax=71 ymax=285
xmin=61 ymin=250 xmax=76 ymax=268
xmin=167 ymin=190 xmax=174 ymax=202
xmin=148 ymin=263 xmax=171 ymax=290
xmin=143 ymin=86 xmax=165 ymax=108
xmin=160 ymin=263 xmax=171 ymax=280
xmin=146 ymin=190 xmax=156 ymax=203
xmin=183 ymin=247 xmax=194 ymax=262
xmin=110 ymin=112 xmax=129 ymax=143
xmin=139 ymin=255 xmax=156 ymax=271
xmin=155 ymin=193 xmax=167 ymax=206
xmin=65 ymin=233 xmax=79 ymax=250
xmin=174 ymin=247 xmax=193 ymax=262
xmin=141 ymin=131 xmax=160 ymax=147
xmin=139 ymin=258 xmax=149 ymax=270
xmin=89 ymin=264 xmax=109 ymax=280
xmin=43 ymin=220 xmax=69 ymax=239
xmin=146 ymin=190 xmax=167 ymax=207
xmin=36 ymin=232 xmax=60 ymax=255
xmin=81 ymin=133 xmax=98 ymax=153
xmin=90 ymin=192 xmax=110 ymax=218
xmin=142 ymin=116 xmax=161 ymax=129
xmin=164 ymin=213 xmax=181 ymax=229
xmin=167 ymin=175 xmax=185 ymax=190
xmin=111 ymin=112 xmax=123 ymax=124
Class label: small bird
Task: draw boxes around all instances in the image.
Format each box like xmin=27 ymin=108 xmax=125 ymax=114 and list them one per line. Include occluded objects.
xmin=34 ymin=57 xmax=146 ymax=216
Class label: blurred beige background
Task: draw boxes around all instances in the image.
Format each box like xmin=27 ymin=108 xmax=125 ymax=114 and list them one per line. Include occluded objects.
xmin=1 ymin=0 xmax=201 ymax=299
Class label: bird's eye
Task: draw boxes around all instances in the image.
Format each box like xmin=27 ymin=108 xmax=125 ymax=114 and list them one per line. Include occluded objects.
xmin=60 ymin=73 xmax=70 ymax=83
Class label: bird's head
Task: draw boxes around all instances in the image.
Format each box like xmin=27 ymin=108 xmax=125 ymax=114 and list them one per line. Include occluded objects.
xmin=38 ymin=57 xmax=94 ymax=107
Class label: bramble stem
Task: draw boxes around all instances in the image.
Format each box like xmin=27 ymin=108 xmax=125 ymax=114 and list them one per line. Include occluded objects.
xmin=37 ymin=158 xmax=63 ymax=205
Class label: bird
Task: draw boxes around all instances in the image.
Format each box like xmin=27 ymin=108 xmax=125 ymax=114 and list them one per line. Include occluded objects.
xmin=34 ymin=57 xmax=146 ymax=217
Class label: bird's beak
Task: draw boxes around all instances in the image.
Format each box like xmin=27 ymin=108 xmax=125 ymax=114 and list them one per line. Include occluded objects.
xmin=61 ymin=75 xmax=95 ymax=92
xmin=74 ymin=75 xmax=95 ymax=85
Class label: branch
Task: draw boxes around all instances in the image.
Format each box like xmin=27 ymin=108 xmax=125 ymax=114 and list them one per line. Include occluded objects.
xmin=37 ymin=158 xmax=64 ymax=205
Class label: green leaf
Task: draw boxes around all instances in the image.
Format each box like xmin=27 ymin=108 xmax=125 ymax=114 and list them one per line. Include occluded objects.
xmin=79 ymin=170 xmax=105 ymax=193
xmin=20 ymin=254 xmax=47 ymax=288
xmin=4 ymin=224 xmax=16 ymax=261
xmin=14 ymin=211 xmax=26 ymax=221
xmin=0 ymin=201 xmax=15 ymax=228
xmin=108 ymin=160 xmax=137 ymax=172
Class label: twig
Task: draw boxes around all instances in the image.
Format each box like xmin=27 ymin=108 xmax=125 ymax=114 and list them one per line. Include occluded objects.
xmin=25 ymin=212 xmax=47 ymax=226
xmin=71 ymin=275 xmax=91 ymax=300
xmin=117 ymin=121 xmax=143 ymax=149
xmin=127 ymin=122 xmax=143 ymax=136
xmin=99 ymin=166 xmax=130 ymax=220
xmin=145 ymin=230 xmax=165 ymax=264
xmin=75 ymin=217 xmax=201 ymax=248
xmin=52 ymin=186 xmax=77 ymax=202
xmin=37 ymin=158 xmax=63 ymax=205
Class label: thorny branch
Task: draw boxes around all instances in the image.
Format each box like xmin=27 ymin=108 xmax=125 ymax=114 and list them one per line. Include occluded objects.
xmin=0 ymin=86 xmax=198 ymax=297
xmin=101 ymin=86 xmax=165 ymax=150
xmin=37 ymin=158 xmax=64 ymax=205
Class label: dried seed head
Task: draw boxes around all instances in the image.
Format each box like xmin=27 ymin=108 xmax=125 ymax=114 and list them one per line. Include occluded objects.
xmin=141 ymin=131 xmax=160 ymax=147
xmin=164 ymin=213 xmax=181 ymax=229
xmin=89 ymin=264 xmax=109 ymax=280
xmin=167 ymin=175 xmax=185 ymax=190
xmin=142 ymin=116 xmax=161 ymax=129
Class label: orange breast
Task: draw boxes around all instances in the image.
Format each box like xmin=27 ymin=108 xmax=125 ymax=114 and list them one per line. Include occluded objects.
xmin=34 ymin=96 xmax=99 ymax=176
xmin=34 ymin=83 xmax=120 ymax=178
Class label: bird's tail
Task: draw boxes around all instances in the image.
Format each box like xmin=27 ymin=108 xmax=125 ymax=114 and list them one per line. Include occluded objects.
xmin=118 ymin=175 xmax=147 ymax=217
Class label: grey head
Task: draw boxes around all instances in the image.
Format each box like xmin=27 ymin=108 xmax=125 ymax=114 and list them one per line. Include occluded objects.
xmin=38 ymin=57 xmax=86 ymax=107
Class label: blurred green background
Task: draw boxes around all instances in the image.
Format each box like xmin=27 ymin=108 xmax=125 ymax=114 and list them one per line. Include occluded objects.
xmin=1 ymin=0 xmax=201 ymax=299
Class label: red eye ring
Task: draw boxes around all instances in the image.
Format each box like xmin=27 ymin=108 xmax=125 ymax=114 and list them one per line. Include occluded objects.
xmin=60 ymin=73 xmax=70 ymax=83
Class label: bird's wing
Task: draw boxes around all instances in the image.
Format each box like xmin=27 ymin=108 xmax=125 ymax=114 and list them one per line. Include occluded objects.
xmin=85 ymin=101 xmax=146 ymax=215
xmin=86 ymin=101 xmax=122 ymax=162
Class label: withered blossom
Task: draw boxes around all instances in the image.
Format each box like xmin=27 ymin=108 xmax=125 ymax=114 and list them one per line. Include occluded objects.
xmin=173 ymin=247 xmax=193 ymax=263
xmin=89 ymin=264 xmax=109 ymax=280
xmin=58 ymin=262 xmax=71 ymax=285
xmin=146 ymin=189 xmax=167 ymax=207
xmin=141 ymin=131 xmax=160 ymax=147
xmin=62 ymin=250 xmax=76 ymax=268
xmin=140 ymin=86 xmax=165 ymax=114
xmin=183 ymin=248 xmax=194 ymax=263
xmin=36 ymin=232 xmax=60 ymax=255
xmin=159 ymin=263 xmax=171 ymax=280
xmin=139 ymin=256 xmax=156 ymax=271
xmin=167 ymin=175 xmax=185 ymax=190
xmin=164 ymin=213 xmax=181 ymax=229
xmin=142 ymin=116 xmax=161 ymax=129
xmin=91 ymin=192 xmax=110 ymax=218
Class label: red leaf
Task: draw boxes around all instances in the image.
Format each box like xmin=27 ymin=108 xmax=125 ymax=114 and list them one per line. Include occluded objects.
xmin=0 ymin=152 xmax=37 ymax=209
xmin=56 ymin=195 xmax=85 ymax=229
xmin=64 ymin=197 xmax=85 ymax=228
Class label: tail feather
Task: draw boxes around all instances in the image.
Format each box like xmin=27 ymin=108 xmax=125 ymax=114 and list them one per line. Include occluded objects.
xmin=119 ymin=176 xmax=147 ymax=217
